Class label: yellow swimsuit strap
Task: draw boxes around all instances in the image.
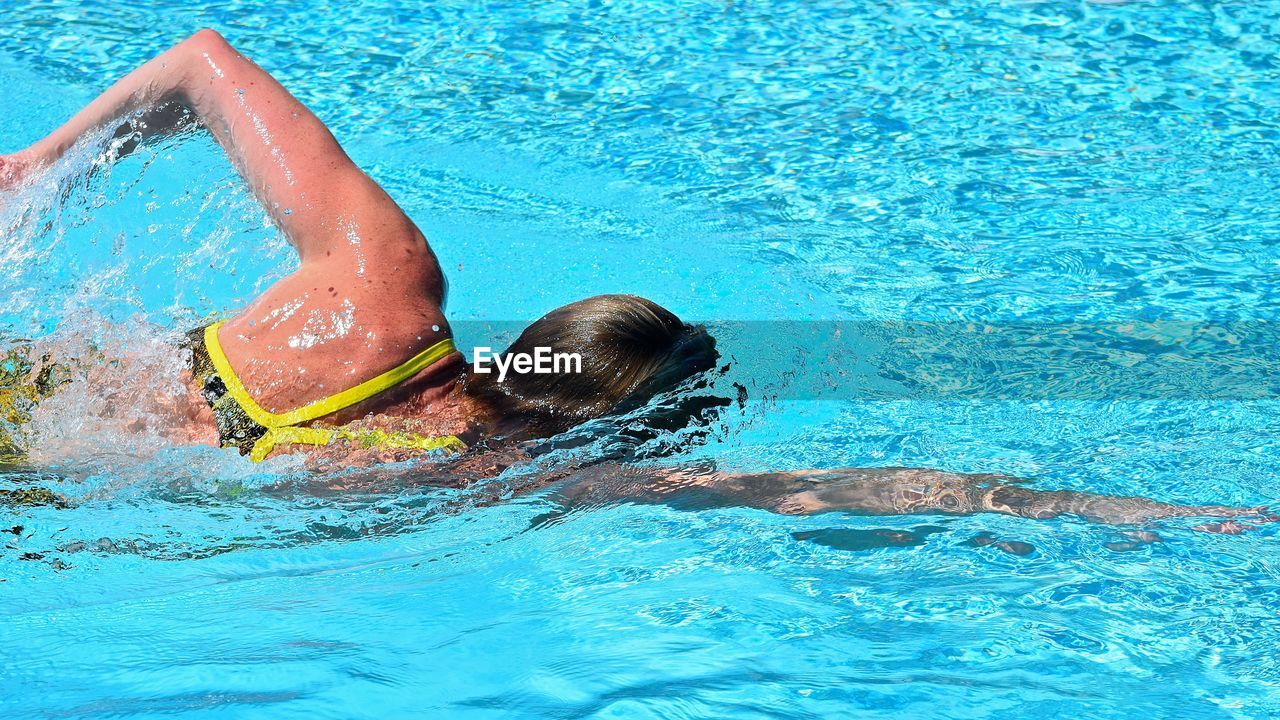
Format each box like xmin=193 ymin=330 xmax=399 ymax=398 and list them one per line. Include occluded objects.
xmin=247 ymin=426 xmax=467 ymax=463
xmin=203 ymin=320 xmax=466 ymax=462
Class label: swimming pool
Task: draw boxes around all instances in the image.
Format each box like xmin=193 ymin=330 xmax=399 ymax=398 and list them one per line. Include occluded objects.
xmin=3 ymin=0 xmax=1280 ymax=717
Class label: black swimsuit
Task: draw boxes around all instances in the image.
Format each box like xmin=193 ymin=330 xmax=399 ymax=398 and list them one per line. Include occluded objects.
xmin=185 ymin=326 xmax=267 ymax=455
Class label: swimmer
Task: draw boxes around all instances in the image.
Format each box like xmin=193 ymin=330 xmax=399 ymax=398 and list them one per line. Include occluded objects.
xmin=1 ymin=29 xmax=718 ymax=464
xmin=0 ymin=32 xmax=1272 ymax=534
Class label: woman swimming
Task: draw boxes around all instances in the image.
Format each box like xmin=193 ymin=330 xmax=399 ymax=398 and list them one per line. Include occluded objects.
xmin=0 ymin=31 xmax=1272 ymax=534
xmin=2 ymin=29 xmax=717 ymax=464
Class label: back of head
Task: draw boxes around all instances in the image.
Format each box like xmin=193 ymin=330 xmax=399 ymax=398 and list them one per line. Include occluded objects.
xmin=464 ymin=295 xmax=718 ymax=433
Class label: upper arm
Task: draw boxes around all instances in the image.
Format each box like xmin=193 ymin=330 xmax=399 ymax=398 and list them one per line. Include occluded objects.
xmin=181 ymin=31 xmax=443 ymax=300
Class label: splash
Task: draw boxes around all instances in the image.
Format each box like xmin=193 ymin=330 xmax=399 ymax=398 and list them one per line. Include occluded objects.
xmin=13 ymin=316 xmax=212 ymax=467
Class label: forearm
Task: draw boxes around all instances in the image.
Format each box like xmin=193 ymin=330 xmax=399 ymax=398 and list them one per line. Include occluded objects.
xmin=589 ymin=465 xmax=1261 ymax=527
xmin=776 ymin=469 xmax=1259 ymax=525
xmin=27 ymin=31 xmax=332 ymax=235
xmin=22 ymin=30 xmax=433 ymax=275
xmin=27 ymin=35 xmax=206 ymax=165
xmin=973 ymin=484 xmax=1247 ymax=525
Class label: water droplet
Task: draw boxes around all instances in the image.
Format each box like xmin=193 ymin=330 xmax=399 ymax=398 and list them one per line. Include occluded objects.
xmin=432 ymin=324 xmax=440 ymax=332
xmin=284 ymin=208 xmax=292 ymax=215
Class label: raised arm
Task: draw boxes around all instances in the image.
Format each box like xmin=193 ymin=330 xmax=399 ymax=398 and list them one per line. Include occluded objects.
xmin=15 ymin=30 xmax=440 ymax=296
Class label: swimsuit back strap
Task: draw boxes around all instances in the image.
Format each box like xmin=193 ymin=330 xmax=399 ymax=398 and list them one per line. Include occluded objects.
xmin=249 ymin=426 xmax=466 ymax=462
xmin=203 ymin=320 xmax=459 ymax=429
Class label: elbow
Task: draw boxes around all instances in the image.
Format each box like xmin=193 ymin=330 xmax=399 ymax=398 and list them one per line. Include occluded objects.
xmin=187 ymin=28 xmax=232 ymax=55
xmin=174 ymin=29 xmax=234 ymax=97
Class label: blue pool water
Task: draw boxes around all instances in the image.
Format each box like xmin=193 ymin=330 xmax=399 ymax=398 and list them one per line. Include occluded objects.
xmin=4 ymin=0 xmax=1280 ymax=717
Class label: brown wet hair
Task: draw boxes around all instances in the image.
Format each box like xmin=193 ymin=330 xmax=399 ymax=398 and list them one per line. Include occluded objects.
xmin=462 ymin=294 xmax=718 ymax=434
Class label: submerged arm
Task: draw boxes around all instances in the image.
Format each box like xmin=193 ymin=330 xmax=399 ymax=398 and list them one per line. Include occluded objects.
xmin=551 ymin=465 xmax=1267 ymax=526
xmin=14 ymin=30 xmax=441 ymax=295
xmin=780 ymin=468 xmax=1260 ymax=524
